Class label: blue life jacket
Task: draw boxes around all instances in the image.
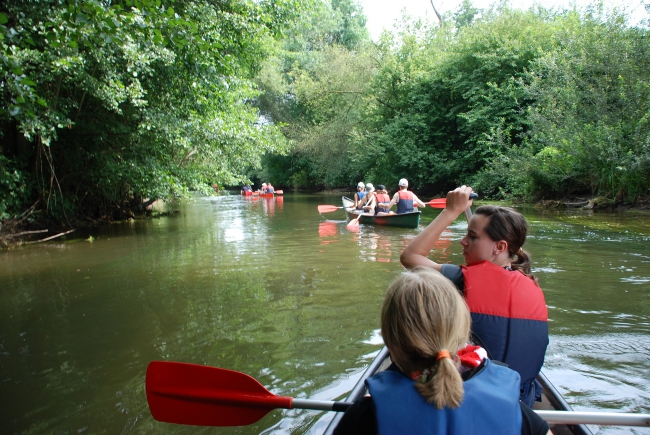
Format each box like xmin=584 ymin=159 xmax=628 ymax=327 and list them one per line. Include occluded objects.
xmin=356 ymin=191 xmax=367 ymax=209
xmin=396 ymin=190 xmax=414 ymax=214
xmin=461 ymin=261 xmax=549 ymax=407
xmin=367 ymin=359 xmax=522 ymax=435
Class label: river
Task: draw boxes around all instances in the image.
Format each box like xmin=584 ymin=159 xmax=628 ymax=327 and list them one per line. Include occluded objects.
xmin=1 ymin=193 xmax=649 ymax=434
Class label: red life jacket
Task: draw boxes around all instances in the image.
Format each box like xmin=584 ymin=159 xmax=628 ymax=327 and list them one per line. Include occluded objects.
xmin=461 ymin=261 xmax=548 ymax=405
xmin=396 ymin=190 xmax=414 ymax=214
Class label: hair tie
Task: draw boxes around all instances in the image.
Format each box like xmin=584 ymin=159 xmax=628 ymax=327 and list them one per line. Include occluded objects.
xmin=518 ymin=248 xmax=524 ymax=254
xmin=436 ymin=350 xmax=451 ymax=361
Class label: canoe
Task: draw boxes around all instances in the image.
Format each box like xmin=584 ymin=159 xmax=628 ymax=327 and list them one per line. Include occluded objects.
xmin=259 ymin=193 xmax=274 ymax=198
xmin=342 ymin=196 xmax=421 ymax=229
xmin=241 ymin=190 xmax=253 ymax=196
xmin=321 ymin=346 xmax=593 ymax=435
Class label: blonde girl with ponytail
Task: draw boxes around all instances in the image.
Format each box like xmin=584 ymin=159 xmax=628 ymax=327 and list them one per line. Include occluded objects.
xmin=380 ymin=267 xmax=469 ymax=409
xmin=334 ymin=267 xmax=550 ymax=435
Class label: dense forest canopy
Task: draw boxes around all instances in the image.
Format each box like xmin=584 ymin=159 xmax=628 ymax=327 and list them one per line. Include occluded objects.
xmin=1 ymin=0 xmax=649 ymax=229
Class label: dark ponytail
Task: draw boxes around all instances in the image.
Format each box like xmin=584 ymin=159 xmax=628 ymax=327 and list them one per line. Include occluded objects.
xmin=474 ymin=206 xmax=538 ymax=285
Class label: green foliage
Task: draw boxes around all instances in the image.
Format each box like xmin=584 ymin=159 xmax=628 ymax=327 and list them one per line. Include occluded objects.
xmin=0 ymin=0 xmax=301 ymax=220
xmin=3 ymin=0 xmax=648 ymax=214
xmin=0 ymin=155 xmax=30 ymax=220
xmin=252 ymin=0 xmax=371 ymax=189
xmin=267 ymin=1 xmax=650 ymax=204
xmin=521 ymin=7 xmax=650 ymax=202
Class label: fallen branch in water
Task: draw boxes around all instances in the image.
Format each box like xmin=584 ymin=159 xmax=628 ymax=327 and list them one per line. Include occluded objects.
xmin=24 ymin=229 xmax=76 ymax=244
xmin=3 ymin=229 xmax=49 ymax=238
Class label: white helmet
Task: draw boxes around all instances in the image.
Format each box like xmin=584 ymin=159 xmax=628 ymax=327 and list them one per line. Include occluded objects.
xmin=365 ymin=183 xmax=375 ymax=192
xmin=357 ymin=182 xmax=365 ymax=189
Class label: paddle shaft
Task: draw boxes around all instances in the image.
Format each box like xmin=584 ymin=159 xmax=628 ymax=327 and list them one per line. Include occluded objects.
xmin=278 ymin=399 xmax=650 ymax=426
xmin=464 ymin=192 xmax=478 ymax=220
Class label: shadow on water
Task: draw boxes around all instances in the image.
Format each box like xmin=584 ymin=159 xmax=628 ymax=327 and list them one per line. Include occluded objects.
xmin=0 ymin=194 xmax=648 ymax=434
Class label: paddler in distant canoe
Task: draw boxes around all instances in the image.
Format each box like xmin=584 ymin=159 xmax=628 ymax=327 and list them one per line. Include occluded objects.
xmin=373 ymin=184 xmax=394 ymax=216
xmin=383 ymin=178 xmax=427 ymax=214
xmin=353 ymin=182 xmax=367 ymax=210
xmin=358 ymin=183 xmax=376 ymax=215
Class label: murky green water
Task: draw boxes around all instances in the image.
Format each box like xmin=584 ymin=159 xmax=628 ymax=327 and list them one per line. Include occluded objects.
xmin=1 ymin=194 xmax=649 ymax=434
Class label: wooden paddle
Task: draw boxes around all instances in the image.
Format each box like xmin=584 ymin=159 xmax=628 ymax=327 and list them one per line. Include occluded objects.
xmin=146 ymin=361 xmax=650 ymax=428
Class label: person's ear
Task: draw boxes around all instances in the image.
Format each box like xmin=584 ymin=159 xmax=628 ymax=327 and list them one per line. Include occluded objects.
xmin=494 ymin=240 xmax=508 ymax=255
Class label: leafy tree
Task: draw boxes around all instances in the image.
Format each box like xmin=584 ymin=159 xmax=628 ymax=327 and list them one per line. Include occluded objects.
xmin=253 ymin=0 xmax=371 ymax=189
xmin=0 ymin=0 xmax=302 ymax=222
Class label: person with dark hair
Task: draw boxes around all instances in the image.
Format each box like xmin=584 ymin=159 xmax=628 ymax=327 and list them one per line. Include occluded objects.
xmin=373 ymin=185 xmax=393 ymax=215
xmin=400 ymin=185 xmax=549 ymax=408
xmin=334 ymin=267 xmax=550 ymax=435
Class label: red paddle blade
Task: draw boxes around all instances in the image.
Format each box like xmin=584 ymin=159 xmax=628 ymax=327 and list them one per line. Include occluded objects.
xmin=424 ymin=198 xmax=447 ymax=208
xmin=146 ymin=361 xmax=292 ymax=427
xmin=346 ymin=214 xmax=361 ymax=228
xmin=318 ymin=205 xmax=341 ymax=213
xmin=424 ymin=193 xmax=478 ymax=208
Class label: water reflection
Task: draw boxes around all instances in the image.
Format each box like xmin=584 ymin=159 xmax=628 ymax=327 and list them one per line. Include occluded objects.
xmin=318 ymin=222 xmax=339 ymax=245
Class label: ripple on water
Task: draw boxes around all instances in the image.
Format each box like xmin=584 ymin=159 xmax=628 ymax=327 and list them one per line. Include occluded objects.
xmin=621 ymin=276 xmax=650 ymax=284
xmin=533 ymin=266 xmax=564 ymax=273
xmin=545 ymin=333 xmax=650 ymax=428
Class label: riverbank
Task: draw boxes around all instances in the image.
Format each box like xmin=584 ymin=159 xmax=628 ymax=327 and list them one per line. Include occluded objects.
xmin=0 ymin=198 xmax=179 ymax=250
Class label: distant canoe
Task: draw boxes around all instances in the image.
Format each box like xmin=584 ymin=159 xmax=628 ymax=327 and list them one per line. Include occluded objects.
xmin=342 ymin=196 xmax=420 ymax=229
xmin=241 ymin=190 xmax=253 ymax=196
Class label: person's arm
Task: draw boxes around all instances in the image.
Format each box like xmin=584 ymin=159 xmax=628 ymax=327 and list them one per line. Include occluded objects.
xmin=385 ymin=192 xmax=399 ymax=210
xmin=519 ymin=401 xmax=550 ymax=435
xmin=333 ymin=397 xmax=377 ymax=435
xmin=399 ymin=186 xmax=475 ymax=271
xmin=412 ymin=194 xmax=426 ymax=208
xmin=363 ymin=195 xmax=376 ymax=213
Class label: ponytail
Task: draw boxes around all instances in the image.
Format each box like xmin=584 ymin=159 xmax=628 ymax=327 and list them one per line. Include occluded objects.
xmin=415 ymin=353 xmax=464 ymax=409
xmin=511 ymin=248 xmax=538 ymax=285
xmin=381 ymin=268 xmax=471 ymax=409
